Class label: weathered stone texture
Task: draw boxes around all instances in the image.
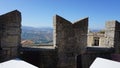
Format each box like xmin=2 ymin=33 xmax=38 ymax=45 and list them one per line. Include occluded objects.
xmin=104 ymin=21 xmax=120 ymax=53
xmin=2 ymin=10 xmax=120 ymax=68
xmin=54 ymin=15 xmax=88 ymax=68
xmin=73 ymin=18 xmax=88 ymax=54
xmin=81 ymin=47 xmax=114 ymax=68
xmin=87 ymin=32 xmax=105 ymax=47
xmin=104 ymin=20 xmax=120 ymax=53
xmin=104 ymin=21 xmax=116 ymax=47
xmin=114 ymin=21 xmax=120 ymax=53
xmin=20 ymin=48 xmax=58 ymax=68
xmin=54 ymin=15 xmax=75 ymax=68
xmin=0 ymin=10 xmax=21 ymax=61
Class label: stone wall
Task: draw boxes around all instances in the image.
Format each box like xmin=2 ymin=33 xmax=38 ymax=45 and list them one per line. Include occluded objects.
xmin=20 ymin=47 xmax=57 ymax=68
xmin=105 ymin=21 xmax=116 ymax=47
xmin=0 ymin=10 xmax=21 ymax=61
xmin=1 ymin=10 xmax=120 ymax=68
xmin=114 ymin=21 xmax=120 ymax=53
xmin=87 ymin=32 xmax=94 ymax=46
xmin=53 ymin=15 xmax=88 ymax=68
xmin=87 ymin=32 xmax=105 ymax=47
xmin=105 ymin=21 xmax=120 ymax=53
xmin=73 ymin=18 xmax=88 ymax=54
xmin=81 ymin=47 xmax=114 ymax=68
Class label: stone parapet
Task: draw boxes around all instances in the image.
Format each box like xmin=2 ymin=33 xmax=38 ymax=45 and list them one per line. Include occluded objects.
xmin=0 ymin=10 xmax=21 ymax=61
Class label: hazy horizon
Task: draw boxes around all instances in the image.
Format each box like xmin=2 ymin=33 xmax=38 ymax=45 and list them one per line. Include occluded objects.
xmin=1 ymin=0 xmax=120 ymax=30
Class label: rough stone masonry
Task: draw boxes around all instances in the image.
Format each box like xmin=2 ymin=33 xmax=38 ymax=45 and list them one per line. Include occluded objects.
xmin=53 ymin=15 xmax=88 ymax=68
xmin=1 ymin=10 xmax=120 ymax=68
xmin=0 ymin=10 xmax=21 ymax=61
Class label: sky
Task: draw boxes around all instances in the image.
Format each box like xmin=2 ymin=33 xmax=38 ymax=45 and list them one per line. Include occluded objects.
xmin=0 ymin=0 xmax=120 ymax=29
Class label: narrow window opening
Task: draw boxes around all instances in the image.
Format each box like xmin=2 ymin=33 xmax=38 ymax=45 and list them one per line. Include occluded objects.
xmin=93 ymin=37 xmax=99 ymax=46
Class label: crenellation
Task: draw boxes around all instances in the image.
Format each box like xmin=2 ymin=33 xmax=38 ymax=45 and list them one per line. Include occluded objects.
xmin=1 ymin=10 xmax=120 ymax=68
xmin=54 ymin=15 xmax=88 ymax=68
xmin=0 ymin=10 xmax=21 ymax=61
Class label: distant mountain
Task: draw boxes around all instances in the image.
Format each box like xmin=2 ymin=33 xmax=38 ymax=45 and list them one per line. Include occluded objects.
xmin=22 ymin=26 xmax=53 ymax=31
xmin=21 ymin=26 xmax=53 ymax=44
xmin=89 ymin=28 xmax=104 ymax=32
xmin=91 ymin=29 xmax=100 ymax=32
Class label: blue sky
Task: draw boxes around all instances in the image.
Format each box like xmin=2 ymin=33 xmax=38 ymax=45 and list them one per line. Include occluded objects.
xmin=0 ymin=0 xmax=120 ymax=29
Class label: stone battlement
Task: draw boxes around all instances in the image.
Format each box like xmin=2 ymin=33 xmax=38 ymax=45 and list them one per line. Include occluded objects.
xmin=1 ymin=10 xmax=120 ymax=68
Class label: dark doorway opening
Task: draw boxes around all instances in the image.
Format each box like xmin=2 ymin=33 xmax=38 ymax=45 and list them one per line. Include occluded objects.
xmin=93 ymin=37 xmax=99 ymax=46
xmin=77 ymin=55 xmax=82 ymax=68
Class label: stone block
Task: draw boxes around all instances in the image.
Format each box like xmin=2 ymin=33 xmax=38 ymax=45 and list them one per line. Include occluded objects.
xmin=0 ymin=10 xmax=21 ymax=61
xmin=54 ymin=15 xmax=88 ymax=68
